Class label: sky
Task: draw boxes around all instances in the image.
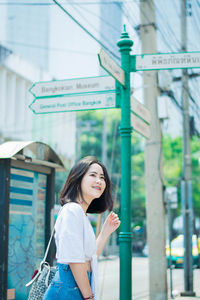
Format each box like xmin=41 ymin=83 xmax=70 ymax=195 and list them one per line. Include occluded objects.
xmin=49 ymin=1 xmax=101 ymax=79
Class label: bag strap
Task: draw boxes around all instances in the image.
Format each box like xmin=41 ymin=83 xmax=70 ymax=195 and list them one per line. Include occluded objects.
xmin=26 ymin=206 xmax=64 ymax=287
xmin=42 ymin=223 xmax=56 ymax=263
xmin=42 ymin=206 xmax=63 ymax=263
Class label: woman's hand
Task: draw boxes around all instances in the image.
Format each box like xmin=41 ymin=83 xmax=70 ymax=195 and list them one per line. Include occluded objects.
xmin=101 ymin=211 xmax=120 ymax=237
xmin=96 ymin=212 xmax=120 ymax=256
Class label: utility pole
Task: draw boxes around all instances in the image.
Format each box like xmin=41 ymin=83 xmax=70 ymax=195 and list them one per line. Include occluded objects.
xmin=180 ymin=0 xmax=195 ymax=296
xmin=139 ymin=1 xmax=168 ymax=299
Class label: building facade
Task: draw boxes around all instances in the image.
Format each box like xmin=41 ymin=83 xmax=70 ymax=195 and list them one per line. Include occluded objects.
xmin=5 ymin=0 xmax=50 ymax=71
xmin=0 ymin=45 xmax=76 ymax=164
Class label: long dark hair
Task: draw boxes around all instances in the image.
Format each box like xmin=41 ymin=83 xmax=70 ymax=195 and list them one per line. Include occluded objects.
xmin=60 ymin=156 xmax=114 ymax=213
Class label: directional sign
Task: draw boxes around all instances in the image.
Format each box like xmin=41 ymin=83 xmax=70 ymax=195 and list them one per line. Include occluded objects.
xmin=30 ymin=75 xmax=115 ymax=98
xmin=98 ymin=49 xmax=125 ymax=86
xmin=165 ymin=187 xmax=178 ymax=209
xmin=29 ymin=92 xmax=116 ymax=114
xmin=131 ymin=113 xmax=151 ymax=139
xmin=131 ymin=51 xmax=200 ymax=71
xmin=131 ymin=96 xmax=151 ymax=124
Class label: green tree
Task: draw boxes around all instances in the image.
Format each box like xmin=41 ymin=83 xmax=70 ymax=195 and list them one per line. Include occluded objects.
xmin=76 ymin=109 xmax=200 ymax=229
xmin=162 ymin=135 xmax=200 ymax=217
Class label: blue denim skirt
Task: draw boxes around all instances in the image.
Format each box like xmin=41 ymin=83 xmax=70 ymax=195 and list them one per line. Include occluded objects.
xmin=43 ymin=263 xmax=91 ymax=300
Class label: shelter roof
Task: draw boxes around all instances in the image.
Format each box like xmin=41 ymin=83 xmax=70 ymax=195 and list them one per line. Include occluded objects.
xmin=0 ymin=141 xmax=65 ymax=171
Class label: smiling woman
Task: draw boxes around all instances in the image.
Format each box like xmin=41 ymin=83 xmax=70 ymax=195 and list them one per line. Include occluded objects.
xmin=43 ymin=156 xmax=120 ymax=300
xmin=80 ymin=163 xmax=106 ymax=206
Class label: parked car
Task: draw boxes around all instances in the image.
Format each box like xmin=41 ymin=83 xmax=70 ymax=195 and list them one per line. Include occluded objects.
xmin=166 ymin=234 xmax=200 ymax=268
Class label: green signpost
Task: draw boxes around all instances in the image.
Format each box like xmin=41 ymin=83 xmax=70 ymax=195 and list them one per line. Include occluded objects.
xmin=117 ymin=30 xmax=133 ymax=300
xmin=29 ymin=27 xmax=200 ymax=300
xmin=98 ymin=31 xmax=200 ymax=300
xmin=99 ymin=30 xmax=150 ymax=300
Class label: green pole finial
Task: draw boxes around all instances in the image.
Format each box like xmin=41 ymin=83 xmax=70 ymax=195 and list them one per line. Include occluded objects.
xmin=117 ymin=27 xmax=133 ymax=54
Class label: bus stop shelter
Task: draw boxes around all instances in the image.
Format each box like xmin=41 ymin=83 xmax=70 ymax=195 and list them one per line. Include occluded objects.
xmin=0 ymin=141 xmax=65 ymax=300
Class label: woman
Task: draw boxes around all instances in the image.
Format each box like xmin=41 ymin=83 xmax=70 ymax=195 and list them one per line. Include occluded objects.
xmin=43 ymin=156 xmax=120 ymax=300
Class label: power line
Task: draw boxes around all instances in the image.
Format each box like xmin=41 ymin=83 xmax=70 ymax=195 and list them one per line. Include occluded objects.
xmin=137 ymin=0 xmax=200 ymax=134
xmin=195 ymin=0 xmax=200 ymax=7
xmin=70 ymin=0 xmax=120 ymax=35
xmin=138 ymin=1 xmax=179 ymax=53
xmin=0 ymin=1 xmax=137 ymax=5
xmin=52 ymin=0 xmax=120 ymax=60
xmin=190 ymin=5 xmax=200 ymax=40
xmin=154 ymin=1 xmax=181 ymax=50
xmin=0 ymin=40 xmax=96 ymax=56
xmin=63 ymin=0 xmax=118 ymax=55
xmin=90 ymin=7 xmax=121 ymax=35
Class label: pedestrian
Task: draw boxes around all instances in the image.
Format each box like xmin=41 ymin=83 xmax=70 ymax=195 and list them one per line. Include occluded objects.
xmin=43 ymin=156 xmax=120 ymax=300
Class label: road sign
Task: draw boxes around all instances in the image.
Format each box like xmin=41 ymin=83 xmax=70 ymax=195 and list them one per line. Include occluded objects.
xmin=30 ymin=75 xmax=115 ymax=98
xmin=98 ymin=49 xmax=125 ymax=86
xmin=29 ymin=92 xmax=117 ymax=114
xmin=131 ymin=96 xmax=151 ymax=124
xmin=131 ymin=51 xmax=200 ymax=71
xmin=165 ymin=187 xmax=178 ymax=209
xmin=131 ymin=113 xmax=151 ymax=139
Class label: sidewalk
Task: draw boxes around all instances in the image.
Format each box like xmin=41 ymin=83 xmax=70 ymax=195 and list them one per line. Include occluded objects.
xmin=98 ymin=255 xmax=200 ymax=300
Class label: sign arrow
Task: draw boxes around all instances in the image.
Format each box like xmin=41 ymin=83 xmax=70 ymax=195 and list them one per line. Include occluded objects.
xmin=98 ymin=49 xmax=125 ymax=86
xmin=29 ymin=75 xmax=115 ymax=98
xmin=131 ymin=96 xmax=151 ymax=124
xmin=131 ymin=113 xmax=151 ymax=139
xmin=29 ymin=92 xmax=117 ymax=114
xmin=131 ymin=51 xmax=200 ymax=71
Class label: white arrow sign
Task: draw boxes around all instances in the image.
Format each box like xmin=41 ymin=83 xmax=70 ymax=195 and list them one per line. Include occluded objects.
xmin=131 ymin=96 xmax=151 ymax=124
xmin=98 ymin=49 xmax=125 ymax=86
xmin=134 ymin=51 xmax=200 ymax=71
xmin=29 ymin=92 xmax=116 ymax=114
xmin=30 ymin=75 xmax=115 ymax=98
xmin=131 ymin=114 xmax=151 ymax=139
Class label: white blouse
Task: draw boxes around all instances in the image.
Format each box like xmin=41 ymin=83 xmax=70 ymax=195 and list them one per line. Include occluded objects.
xmin=55 ymin=202 xmax=98 ymax=299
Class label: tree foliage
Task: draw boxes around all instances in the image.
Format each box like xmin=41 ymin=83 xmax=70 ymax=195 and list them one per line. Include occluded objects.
xmin=75 ymin=110 xmax=200 ymax=228
xmin=163 ymin=135 xmax=200 ymax=217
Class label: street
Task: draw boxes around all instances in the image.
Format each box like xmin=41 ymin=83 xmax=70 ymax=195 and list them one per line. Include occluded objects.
xmin=98 ymin=256 xmax=200 ymax=300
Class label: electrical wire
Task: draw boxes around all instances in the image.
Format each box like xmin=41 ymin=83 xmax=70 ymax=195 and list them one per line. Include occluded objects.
xmin=120 ymin=2 xmax=139 ymax=36
xmin=195 ymin=0 xmax=200 ymax=7
xmin=72 ymin=1 xmax=121 ymax=35
xmin=0 ymin=40 xmax=96 ymax=56
xmin=139 ymin=1 xmax=178 ymax=53
xmin=137 ymin=0 xmax=200 ymax=134
xmin=0 ymin=1 xmax=138 ymax=6
xmin=124 ymin=0 xmax=140 ymax=26
xmin=1 ymin=2 xmax=124 ymax=58
xmin=2 ymin=0 xmax=200 ymax=133
xmin=190 ymin=5 xmax=200 ymax=41
xmin=118 ymin=2 xmax=142 ymax=56
xmin=62 ymin=0 xmax=118 ymax=55
xmin=153 ymin=1 xmax=181 ymax=50
xmin=52 ymin=0 xmax=120 ymax=60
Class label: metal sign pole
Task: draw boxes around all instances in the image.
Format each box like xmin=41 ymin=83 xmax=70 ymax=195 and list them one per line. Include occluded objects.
xmin=117 ymin=28 xmax=133 ymax=300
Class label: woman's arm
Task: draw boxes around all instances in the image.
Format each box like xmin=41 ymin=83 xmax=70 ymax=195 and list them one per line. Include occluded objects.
xmin=69 ymin=263 xmax=94 ymax=299
xmin=96 ymin=211 xmax=120 ymax=257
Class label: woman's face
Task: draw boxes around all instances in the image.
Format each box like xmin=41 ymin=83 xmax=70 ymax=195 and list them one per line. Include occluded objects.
xmin=80 ymin=163 xmax=106 ymax=204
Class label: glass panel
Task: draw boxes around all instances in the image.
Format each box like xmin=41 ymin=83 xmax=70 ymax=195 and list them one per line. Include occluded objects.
xmin=8 ymin=167 xmax=47 ymax=300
